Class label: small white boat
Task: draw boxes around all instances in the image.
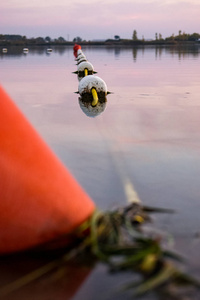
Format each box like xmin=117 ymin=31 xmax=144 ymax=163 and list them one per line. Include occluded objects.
xmin=2 ymin=48 xmax=7 ymax=53
xmin=46 ymin=48 xmax=53 ymax=53
xmin=23 ymin=48 xmax=29 ymax=54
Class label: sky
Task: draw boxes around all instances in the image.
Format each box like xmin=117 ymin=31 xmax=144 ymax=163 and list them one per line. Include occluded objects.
xmin=1 ymin=0 xmax=200 ymax=41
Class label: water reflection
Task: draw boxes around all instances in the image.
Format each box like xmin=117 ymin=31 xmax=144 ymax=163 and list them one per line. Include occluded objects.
xmin=132 ymin=47 xmax=138 ymax=62
xmin=165 ymin=44 xmax=200 ymax=59
xmin=78 ymin=96 xmax=107 ymax=117
xmin=114 ymin=47 xmax=121 ymax=58
xmin=0 ymin=45 xmax=68 ymax=57
xmin=1 ymin=45 xmax=200 ymax=60
xmin=0 ymin=250 xmax=94 ymax=300
xmin=155 ymin=46 xmax=163 ymax=59
xmin=131 ymin=45 xmax=200 ymax=62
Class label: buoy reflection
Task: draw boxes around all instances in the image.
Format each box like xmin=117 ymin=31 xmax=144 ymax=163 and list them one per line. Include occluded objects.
xmin=78 ymin=96 xmax=107 ymax=118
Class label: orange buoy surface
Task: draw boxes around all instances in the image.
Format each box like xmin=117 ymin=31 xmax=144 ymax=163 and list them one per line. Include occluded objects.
xmin=0 ymin=86 xmax=95 ymax=254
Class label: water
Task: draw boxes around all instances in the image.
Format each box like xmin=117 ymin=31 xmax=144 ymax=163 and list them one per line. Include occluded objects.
xmin=0 ymin=45 xmax=200 ymax=299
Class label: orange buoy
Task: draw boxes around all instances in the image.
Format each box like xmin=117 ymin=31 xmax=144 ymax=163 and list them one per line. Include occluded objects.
xmin=0 ymin=86 xmax=95 ymax=254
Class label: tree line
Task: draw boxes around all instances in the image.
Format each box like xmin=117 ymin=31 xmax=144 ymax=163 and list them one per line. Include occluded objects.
xmin=132 ymin=30 xmax=200 ymax=42
xmin=1 ymin=31 xmax=200 ymax=46
xmin=0 ymin=35 xmax=70 ymax=45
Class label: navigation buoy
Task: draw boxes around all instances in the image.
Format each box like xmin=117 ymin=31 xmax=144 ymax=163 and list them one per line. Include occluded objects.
xmin=73 ymin=44 xmax=81 ymax=58
xmin=77 ymin=53 xmax=86 ymax=60
xmin=0 ymin=85 xmax=95 ymax=254
xmin=73 ymin=45 xmax=109 ymax=112
xmin=78 ymin=75 xmax=108 ymax=106
xmin=76 ymin=56 xmax=87 ymax=65
xmin=77 ymin=49 xmax=83 ymax=56
xmin=76 ymin=61 xmax=97 ymax=81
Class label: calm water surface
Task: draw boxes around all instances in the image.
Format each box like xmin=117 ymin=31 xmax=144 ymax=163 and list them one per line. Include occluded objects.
xmin=0 ymin=45 xmax=200 ymax=299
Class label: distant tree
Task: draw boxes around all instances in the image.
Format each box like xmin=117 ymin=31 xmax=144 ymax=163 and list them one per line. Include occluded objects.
xmin=188 ymin=32 xmax=200 ymax=41
xmin=182 ymin=32 xmax=188 ymax=41
xmin=35 ymin=37 xmax=45 ymax=44
xmin=165 ymin=33 xmax=175 ymax=41
xmin=159 ymin=33 xmax=163 ymax=40
xmin=155 ymin=33 xmax=158 ymax=40
xmin=58 ymin=36 xmax=66 ymax=42
xmin=73 ymin=36 xmax=82 ymax=43
xmin=114 ymin=35 xmax=120 ymax=40
xmin=45 ymin=36 xmax=51 ymax=43
xmin=132 ymin=30 xmax=138 ymax=41
xmin=4 ymin=35 xmax=22 ymax=41
xmin=175 ymin=30 xmax=188 ymax=41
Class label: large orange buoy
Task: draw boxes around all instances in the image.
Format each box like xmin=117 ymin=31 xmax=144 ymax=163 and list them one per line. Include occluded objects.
xmin=0 ymin=86 xmax=95 ymax=254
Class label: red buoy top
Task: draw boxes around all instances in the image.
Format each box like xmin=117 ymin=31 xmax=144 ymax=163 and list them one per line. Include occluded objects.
xmin=73 ymin=44 xmax=81 ymax=58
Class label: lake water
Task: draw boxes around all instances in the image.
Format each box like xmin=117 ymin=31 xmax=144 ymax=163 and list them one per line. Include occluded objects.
xmin=0 ymin=45 xmax=200 ymax=299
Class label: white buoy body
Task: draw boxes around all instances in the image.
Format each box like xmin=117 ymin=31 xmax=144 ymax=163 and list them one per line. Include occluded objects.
xmin=76 ymin=54 xmax=87 ymax=65
xmin=77 ymin=58 xmax=87 ymax=65
xmin=78 ymin=75 xmax=107 ymax=95
xmin=77 ymin=49 xmax=83 ymax=56
xmin=77 ymin=54 xmax=86 ymax=60
xmin=77 ymin=61 xmax=94 ymax=73
xmin=77 ymin=61 xmax=95 ymax=81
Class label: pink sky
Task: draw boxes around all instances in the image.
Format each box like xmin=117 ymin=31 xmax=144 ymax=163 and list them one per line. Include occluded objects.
xmin=1 ymin=0 xmax=200 ymax=41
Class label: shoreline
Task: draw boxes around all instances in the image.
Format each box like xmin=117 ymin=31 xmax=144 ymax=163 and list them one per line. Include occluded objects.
xmin=0 ymin=39 xmax=200 ymax=48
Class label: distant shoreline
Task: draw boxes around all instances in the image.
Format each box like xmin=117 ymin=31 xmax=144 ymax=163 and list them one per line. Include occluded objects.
xmin=1 ymin=39 xmax=200 ymax=48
